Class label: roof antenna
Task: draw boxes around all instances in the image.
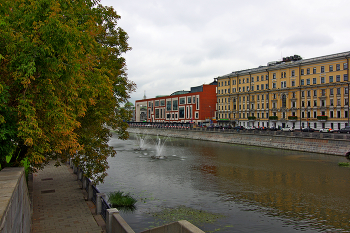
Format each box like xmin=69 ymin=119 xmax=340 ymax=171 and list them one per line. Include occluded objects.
xmin=143 ymin=90 xmax=146 ymax=99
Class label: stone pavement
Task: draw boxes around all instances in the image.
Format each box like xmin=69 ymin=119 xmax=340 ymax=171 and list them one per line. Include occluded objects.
xmin=31 ymin=162 xmax=104 ymax=233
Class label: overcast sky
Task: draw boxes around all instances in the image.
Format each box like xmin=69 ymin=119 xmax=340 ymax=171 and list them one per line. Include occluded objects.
xmin=100 ymin=0 xmax=350 ymax=104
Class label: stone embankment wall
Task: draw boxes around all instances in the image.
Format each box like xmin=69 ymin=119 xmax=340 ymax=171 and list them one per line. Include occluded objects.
xmin=128 ymin=128 xmax=350 ymax=156
xmin=0 ymin=167 xmax=31 ymax=233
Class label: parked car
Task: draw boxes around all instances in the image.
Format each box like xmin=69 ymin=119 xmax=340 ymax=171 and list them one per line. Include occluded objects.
xmin=339 ymin=126 xmax=350 ymax=134
xmin=246 ymin=126 xmax=255 ymax=130
xmin=281 ymin=126 xmax=294 ymax=132
xmin=319 ymin=128 xmax=333 ymax=133
xmin=257 ymin=126 xmax=268 ymax=130
xmin=233 ymin=126 xmax=245 ymax=130
xmin=302 ymin=128 xmax=314 ymax=132
xmin=269 ymin=127 xmax=278 ymax=131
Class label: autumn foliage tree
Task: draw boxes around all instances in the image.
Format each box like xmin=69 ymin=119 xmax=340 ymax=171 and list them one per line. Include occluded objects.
xmin=0 ymin=0 xmax=135 ymax=183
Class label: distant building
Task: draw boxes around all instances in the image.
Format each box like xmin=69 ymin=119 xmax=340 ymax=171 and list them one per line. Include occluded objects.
xmin=135 ymin=81 xmax=217 ymax=125
xmin=217 ymin=51 xmax=350 ymax=130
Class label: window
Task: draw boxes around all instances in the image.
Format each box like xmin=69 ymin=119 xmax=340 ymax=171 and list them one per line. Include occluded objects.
xmin=314 ymin=90 xmax=317 ymax=97
xmin=160 ymin=100 xmax=165 ymax=106
xmin=301 ymin=69 xmax=304 ymax=75
xmin=179 ymin=107 xmax=185 ymax=118
xmin=247 ymin=78 xmax=249 ymax=83
xmin=225 ymin=81 xmax=227 ymax=86
xmin=301 ymin=79 xmax=304 ymax=85
xmin=266 ymin=75 xmax=269 ymax=80
xmin=301 ymin=91 xmax=305 ymax=97
xmin=307 ymin=68 xmax=310 ymax=74
xmin=306 ymin=79 xmax=310 ymax=85
xmin=336 ymin=75 xmax=340 ymax=82
xmin=291 ymin=70 xmax=295 ymax=77
xmin=313 ymin=67 xmax=316 ymax=74
xmin=273 ymin=73 xmax=276 ymax=79
xmin=272 ymin=83 xmax=276 ymax=89
xmin=344 ymin=74 xmax=348 ymax=81
xmin=166 ymin=100 xmax=171 ymax=111
xmin=251 ymin=77 xmax=254 ymax=82
xmin=282 ymin=95 xmax=286 ymax=108
xmin=261 ymin=76 xmax=264 ymax=81
xmin=313 ymin=78 xmax=317 ymax=84
xmin=256 ymin=85 xmax=259 ymax=90
xmin=307 ymin=90 xmax=311 ymax=97
xmin=329 ymin=76 xmax=333 ymax=82
xmin=314 ymin=100 xmax=317 ymax=107
xmin=291 ymin=80 xmax=295 ymax=86
xmin=261 ymin=84 xmax=264 ymax=90
xmin=265 ymin=84 xmax=268 ymax=89
xmin=330 ymin=111 xmax=334 ymax=118
xmin=329 ymin=65 xmax=333 ymax=72
xmin=243 ymin=79 xmax=245 ymax=83
xmin=172 ymin=99 xmax=178 ymax=110
xmin=179 ymin=97 xmax=185 ymax=105
xmin=187 ymin=96 xmax=191 ymax=104
xmin=322 ymin=89 xmax=326 ymax=96
xmin=330 ymin=99 xmax=334 ymax=106
xmin=321 ymin=66 xmax=325 ymax=73
xmin=336 ymin=64 xmax=340 ymax=71
xmin=251 ymin=86 xmax=254 ymax=91
xmin=239 ymin=79 xmax=241 ymax=84
xmin=344 ymin=63 xmax=348 ymax=70
xmin=243 ymin=87 xmax=245 ymax=92
xmin=321 ymin=77 xmax=325 ymax=84
xmin=337 ymin=88 xmax=341 ymax=95
xmin=345 ymin=87 xmax=349 ymax=95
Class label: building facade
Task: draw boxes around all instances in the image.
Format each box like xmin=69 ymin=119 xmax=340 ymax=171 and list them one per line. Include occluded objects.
xmin=135 ymin=82 xmax=217 ymax=125
xmin=217 ymin=51 xmax=350 ymax=130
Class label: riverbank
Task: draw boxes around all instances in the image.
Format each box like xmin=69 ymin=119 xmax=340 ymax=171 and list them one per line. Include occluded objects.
xmin=127 ymin=127 xmax=350 ymax=156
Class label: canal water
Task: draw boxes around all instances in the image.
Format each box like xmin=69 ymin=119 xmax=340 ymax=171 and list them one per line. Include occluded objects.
xmin=97 ymin=133 xmax=350 ymax=232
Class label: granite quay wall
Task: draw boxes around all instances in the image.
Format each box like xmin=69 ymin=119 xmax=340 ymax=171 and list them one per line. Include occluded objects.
xmin=0 ymin=167 xmax=31 ymax=233
xmin=128 ymin=127 xmax=350 ymax=156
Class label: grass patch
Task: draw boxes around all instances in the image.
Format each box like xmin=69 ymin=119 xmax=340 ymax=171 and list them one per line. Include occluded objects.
xmin=151 ymin=205 xmax=225 ymax=227
xmin=108 ymin=191 xmax=137 ymax=208
xmin=338 ymin=162 xmax=350 ymax=167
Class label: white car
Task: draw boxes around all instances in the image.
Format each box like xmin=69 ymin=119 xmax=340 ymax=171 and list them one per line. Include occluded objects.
xmin=246 ymin=126 xmax=256 ymax=130
xmin=319 ymin=128 xmax=333 ymax=133
xmin=281 ymin=127 xmax=294 ymax=132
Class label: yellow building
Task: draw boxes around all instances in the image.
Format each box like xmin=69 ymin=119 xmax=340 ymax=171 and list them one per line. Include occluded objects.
xmin=216 ymin=51 xmax=350 ymax=130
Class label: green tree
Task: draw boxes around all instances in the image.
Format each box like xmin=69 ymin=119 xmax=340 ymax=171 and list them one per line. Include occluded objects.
xmin=0 ymin=0 xmax=135 ymax=183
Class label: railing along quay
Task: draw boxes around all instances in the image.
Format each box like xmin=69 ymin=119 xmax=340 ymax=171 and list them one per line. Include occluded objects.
xmin=69 ymin=159 xmax=136 ymax=233
xmin=128 ymin=124 xmax=350 ymax=141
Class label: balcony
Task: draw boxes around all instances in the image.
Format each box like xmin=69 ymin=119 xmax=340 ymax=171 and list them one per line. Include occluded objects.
xmin=317 ymin=115 xmax=328 ymax=122
xmin=269 ymin=116 xmax=278 ymax=121
xmin=248 ymin=116 xmax=256 ymax=121
xmin=288 ymin=116 xmax=298 ymax=122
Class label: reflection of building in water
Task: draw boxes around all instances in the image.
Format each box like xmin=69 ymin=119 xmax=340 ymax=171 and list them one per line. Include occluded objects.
xmin=209 ymin=149 xmax=350 ymax=231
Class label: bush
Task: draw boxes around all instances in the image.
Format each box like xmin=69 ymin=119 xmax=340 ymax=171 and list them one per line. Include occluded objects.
xmin=108 ymin=191 xmax=137 ymax=207
xmin=338 ymin=162 xmax=350 ymax=167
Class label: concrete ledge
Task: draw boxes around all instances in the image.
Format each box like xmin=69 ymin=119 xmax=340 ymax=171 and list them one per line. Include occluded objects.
xmin=0 ymin=167 xmax=31 ymax=233
xmin=128 ymin=128 xmax=350 ymax=156
xmin=140 ymin=220 xmax=205 ymax=233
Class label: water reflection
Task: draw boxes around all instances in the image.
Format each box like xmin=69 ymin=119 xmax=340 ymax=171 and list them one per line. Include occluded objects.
xmin=99 ymin=134 xmax=350 ymax=232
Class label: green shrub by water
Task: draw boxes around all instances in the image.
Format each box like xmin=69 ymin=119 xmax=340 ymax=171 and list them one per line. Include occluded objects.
xmin=108 ymin=191 xmax=137 ymax=207
xmin=338 ymin=162 xmax=350 ymax=167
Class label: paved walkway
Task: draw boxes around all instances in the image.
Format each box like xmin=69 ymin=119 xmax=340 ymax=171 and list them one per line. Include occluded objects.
xmin=31 ymin=162 xmax=104 ymax=233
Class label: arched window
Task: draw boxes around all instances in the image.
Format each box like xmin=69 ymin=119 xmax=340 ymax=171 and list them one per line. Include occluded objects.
xmin=282 ymin=94 xmax=286 ymax=108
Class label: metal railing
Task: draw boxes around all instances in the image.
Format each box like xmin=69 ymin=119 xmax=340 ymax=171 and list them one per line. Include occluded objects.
xmin=91 ymin=185 xmax=98 ymax=205
xmin=101 ymin=196 xmax=110 ymax=222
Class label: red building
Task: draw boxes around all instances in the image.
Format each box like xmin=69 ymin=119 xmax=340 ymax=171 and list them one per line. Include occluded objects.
xmin=135 ymin=81 xmax=217 ymax=125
